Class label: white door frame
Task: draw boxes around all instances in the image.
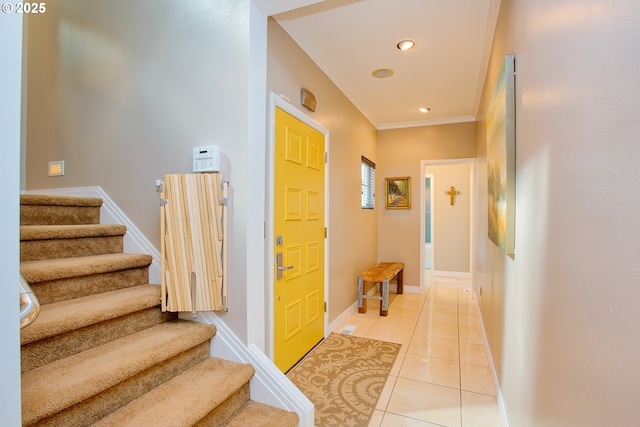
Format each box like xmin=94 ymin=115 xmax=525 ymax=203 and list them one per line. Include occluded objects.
xmin=419 ymin=158 xmax=476 ymax=293
xmin=266 ymin=92 xmax=330 ymax=361
xmin=423 ymin=172 xmax=435 ymax=273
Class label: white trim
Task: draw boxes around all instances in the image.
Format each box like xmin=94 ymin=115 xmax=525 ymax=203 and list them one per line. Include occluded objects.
xmin=329 ymin=301 xmax=358 ymax=333
xmin=22 ymin=186 xmax=162 ymax=285
xmin=328 ymin=283 xmax=384 ymax=332
xmin=377 ymin=115 xmax=476 ymax=130
xmin=474 ymin=300 xmax=510 ymax=427
xmin=247 ymin=0 xmax=268 ymax=351
xmin=2 ymin=13 xmax=24 ymax=424
xmin=432 ymin=270 xmax=472 ymax=279
xmin=189 ymin=312 xmax=314 ymax=427
xmin=419 ymin=172 xmax=435 ymax=291
xmin=266 ymin=92 xmax=331 ymax=362
xmin=402 ymin=285 xmax=422 ymax=294
xmin=427 ymin=174 xmax=435 ymax=277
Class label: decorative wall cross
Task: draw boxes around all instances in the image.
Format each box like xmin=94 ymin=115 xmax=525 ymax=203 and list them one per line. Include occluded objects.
xmin=445 ymin=186 xmax=460 ymax=205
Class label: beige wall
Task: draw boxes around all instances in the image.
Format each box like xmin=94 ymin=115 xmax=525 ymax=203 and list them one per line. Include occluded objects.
xmin=267 ymin=18 xmax=378 ymax=322
xmin=22 ymin=0 xmax=262 ymax=343
xmin=377 ymin=124 xmax=476 ymax=286
xmin=476 ymin=1 xmax=640 ymax=425
xmin=426 ymin=163 xmax=471 ymax=273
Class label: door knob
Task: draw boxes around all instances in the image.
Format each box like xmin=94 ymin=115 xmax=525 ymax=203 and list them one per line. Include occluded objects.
xmin=276 ymin=252 xmax=294 ymax=280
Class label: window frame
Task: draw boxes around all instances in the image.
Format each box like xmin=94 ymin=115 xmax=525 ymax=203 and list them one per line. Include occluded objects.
xmin=361 ymin=156 xmax=375 ymax=209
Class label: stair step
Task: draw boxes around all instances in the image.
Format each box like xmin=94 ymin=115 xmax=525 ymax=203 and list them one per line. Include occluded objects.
xmin=19 ymin=194 xmax=298 ymax=427
xmin=20 ymin=224 xmax=127 ymax=261
xmin=20 ymin=194 xmax=104 ymax=207
xmin=21 ymin=320 xmax=217 ymax=426
xmin=21 ymin=253 xmax=153 ymax=303
xmin=21 ymin=284 xmax=176 ymax=372
xmin=222 ymin=401 xmax=300 ymax=427
xmin=21 ymin=253 xmax=152 ymax=283
xmin=92 ymin=358 xmax=255 ymax=427
xmin=22 ymin=284 xmax=161 ymax=345
xmin=20 ymin=224 xmax=127 ymax=240
xmin=20 ymin=194 xmax=102 ymax=226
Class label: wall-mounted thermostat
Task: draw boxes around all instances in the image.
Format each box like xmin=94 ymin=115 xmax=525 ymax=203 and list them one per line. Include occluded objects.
xmin=193 ymin=145 xmax=220 ymax=173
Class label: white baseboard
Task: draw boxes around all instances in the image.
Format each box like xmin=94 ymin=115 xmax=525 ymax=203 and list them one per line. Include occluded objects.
xmin=386 ymin=283 xmax=421 ymax=294
xmin=474 ymin=302 xmax=510 ymax=427
xmin=23 ymin=186 xmax=161 ymax=284
xmin=402 ymin=285 xmax=421 ymax=294
xmin=433 ymin=270 xmax=472 ymax=279
xmin=192 ymin=312 xmax=314 ymax=427
xmin=329 ymin=301 xmax=358 ymax=333
xmin=329 ymin=283 xmax=422 ymax=333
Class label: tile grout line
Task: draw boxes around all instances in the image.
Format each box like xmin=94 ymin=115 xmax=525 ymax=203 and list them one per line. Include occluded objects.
xmin=380 ymin=283 xmax=430 ymax=416
xmin=377 ymin=273 xmax=433 ymax=424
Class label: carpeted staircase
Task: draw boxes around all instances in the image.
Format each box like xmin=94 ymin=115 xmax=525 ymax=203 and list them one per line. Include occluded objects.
xmin=19 ymin=194 xmax=299 ymax=427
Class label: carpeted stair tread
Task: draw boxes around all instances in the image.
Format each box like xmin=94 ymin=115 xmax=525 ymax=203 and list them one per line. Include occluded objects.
xmin=222 ymin=401 xmax=300 ymax=427
xmin=19 ymin=194 xmax=299 ymax=426
xmin=20 ymin=224 xmax=127 ymax=240
xmin=20 ymin=194 xmax=103 ymax=225
xmin=21 ymin=320 xmax=217 ymax=425
xmin=21 ymin=194 xmax=103 ymax=207
xmin=92 ymin=357 xmax=255 ymax=427
xmin=20 ymin=253 xmax=153 ymax=283
xmin=20 ymin=224 xmax=128 ymax=262
xmin=21 ymin=284 xmax=161 ymax=345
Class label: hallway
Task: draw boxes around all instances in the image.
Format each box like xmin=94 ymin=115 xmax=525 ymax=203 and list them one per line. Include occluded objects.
xmin=335 ymin=276 xmax=502 ymax=427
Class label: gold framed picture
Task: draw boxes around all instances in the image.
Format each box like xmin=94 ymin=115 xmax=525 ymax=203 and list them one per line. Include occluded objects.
xmin=385 ymin=177 xmax=411 ymax=209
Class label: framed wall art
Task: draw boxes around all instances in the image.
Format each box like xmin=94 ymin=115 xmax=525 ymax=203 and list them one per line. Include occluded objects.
xmin=385 ymin=177 xmax=411 ymax=209
xmin=486 ymin=54 xmax=516 ymax=256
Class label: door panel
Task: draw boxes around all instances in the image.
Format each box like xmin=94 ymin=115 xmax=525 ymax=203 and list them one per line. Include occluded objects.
xmin=274 ymin=107 xmax=325 ymax=372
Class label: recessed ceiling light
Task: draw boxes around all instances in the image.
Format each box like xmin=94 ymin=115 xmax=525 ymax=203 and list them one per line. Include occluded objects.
xmin=372 ymin=68 xmax=394 ymax=78
xmin=419 ymin=107 xmax=431 ymax=113
xmin=397 ymin=40 xmax=416 ymax=51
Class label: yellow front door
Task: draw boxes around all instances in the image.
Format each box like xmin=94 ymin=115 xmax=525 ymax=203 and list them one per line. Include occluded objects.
xmin=274 ymin=107 xmax=325 ymax=372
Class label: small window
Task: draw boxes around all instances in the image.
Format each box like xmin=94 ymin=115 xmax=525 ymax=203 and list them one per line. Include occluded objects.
xmin=361 ymin=156 xmax=375 ymax=209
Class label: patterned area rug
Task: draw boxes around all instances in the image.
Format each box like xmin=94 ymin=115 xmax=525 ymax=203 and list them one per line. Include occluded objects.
xmin=287 ymin=333 xmax=401 ymax=427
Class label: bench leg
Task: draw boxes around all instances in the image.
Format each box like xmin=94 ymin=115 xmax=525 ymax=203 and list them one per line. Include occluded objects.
xmin=397 ymin=268 xmax=404 ymax=294
xmin=380 ymin=278 xmax=389 ymax=316
xmin=358 ymin=276 xmax=367 ymax=313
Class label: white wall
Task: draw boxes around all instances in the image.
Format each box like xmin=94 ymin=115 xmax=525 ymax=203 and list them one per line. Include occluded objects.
xmin=476 ymin=1 xmax=640 ymax=425
xmin=0 ymin=11 xmax=24 ymax=425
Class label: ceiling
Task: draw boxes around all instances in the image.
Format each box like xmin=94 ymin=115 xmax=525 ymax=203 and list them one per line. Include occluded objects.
xmin=260 ymin=0 xmax=501 ymax=130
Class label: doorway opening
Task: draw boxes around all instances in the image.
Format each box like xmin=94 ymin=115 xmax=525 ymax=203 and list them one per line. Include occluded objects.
xmin=419 ymin=159 xmax=475 ymax=293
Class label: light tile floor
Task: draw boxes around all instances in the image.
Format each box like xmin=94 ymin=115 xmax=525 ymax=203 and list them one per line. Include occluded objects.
xmin=334 ymin=275 xmax=502 ymax=427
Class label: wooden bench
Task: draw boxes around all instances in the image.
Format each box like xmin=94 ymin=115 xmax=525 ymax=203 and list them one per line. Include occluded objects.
xmin=357 ymin=262 xmax=404 ymax=316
